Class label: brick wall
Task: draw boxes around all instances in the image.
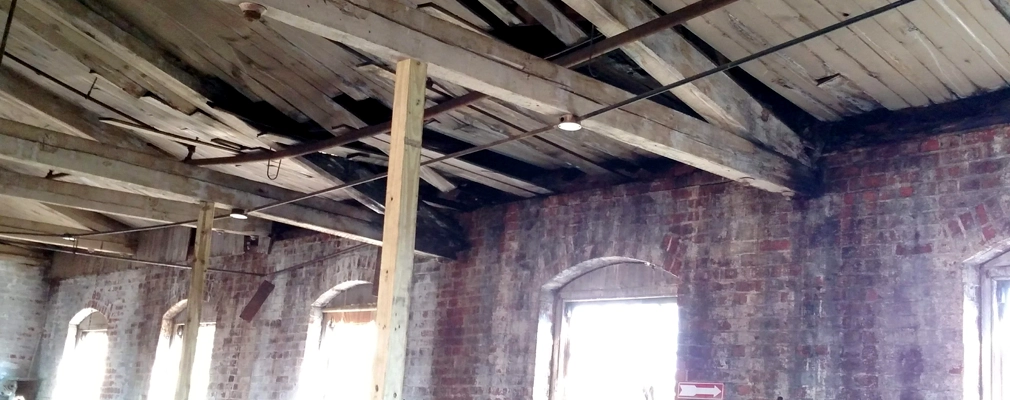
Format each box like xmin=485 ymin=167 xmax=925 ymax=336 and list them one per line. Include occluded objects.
xmin=0 ymin=260 xmax=48 ymax=383
xmin=414 ymin=125 xmax=1010 ymax=400
xmin=33 ymin=228 xmax=392 ymax=400
xmin=29 ymin=124 xmax=1010 ymax=400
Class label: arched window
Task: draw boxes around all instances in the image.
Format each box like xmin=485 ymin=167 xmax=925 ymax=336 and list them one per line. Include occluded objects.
xmin=52 ymin=309 xmax=109 ymax=400
xmin=297 ymin=281 xmax=377 ymax=400
xmin=147 ymin=300 xmax=216 ymax=400
xmin=533 ymin=257 xmax=679 ymax=400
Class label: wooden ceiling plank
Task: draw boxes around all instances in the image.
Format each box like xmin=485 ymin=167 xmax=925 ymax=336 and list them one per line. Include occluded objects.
xmin=472 ymin=0 xmax=521 ymax=25
xmin=861 ymin=0 xmax=1006 ymax=91
xmin=247 ymin=21 xmax=369 ymax=98
xmin=716 ymin=0 xmax=908 ymax=111
xmin=400 ymin=0 xmax=492 ymax=30
xmin=0 ymin=119 xmax=395 ymax=247
xmin=15 ymin=0 xmax=270 ymax=142
xmin=651 ymin=0 xmax=846 ymax=120
xmin=241 ymin=0 xmax=814 ymax=194
xmin=919 ymin=0 xmax=1010 ymax=82
xmin=0 ymin=170 xmax=270 ymax=236
xmin=835 ymin=0 xmax=977 ymax=99
xmin=510 ymin=0 xmax=586 ymax=45
xmin=773 ymin=0 xmax=933 ymax=107
xmin=125 ymin=0 xmax=462 ymax=192
xmin=99 ymin=0 xmax=262 ymax=97
xmin=962 ymin=0 xmax=1010 ymax=59
xmin=560 ymin=0 xmax=808 ymax=163
xmin=808 ymin=0 xmax=958 ymax=103
xmin=0 ymin=197 xmax=90 ymax=230
xmin=0 ymin=215 xmax=135 ymax=255
xmin=7 ymin=0 xmax=198 ymax=112
xmin=357 ymin=64 xmax=575 ymax=169
xmin=0 ymin=67 xmax=156 ymax=153
xmin=263 ymin=21 xmax=379 ymax=100
xmin=372 ymin=64 xmax=645 ymax=172
xmin=3 ymin=24 xmax=103 ymax=94
xmin=0 ymin=119 xmax=465 ymax=257
xmin=0 ymin=10 xmax=363 ymax=203
xmin=44 ymin=205 xmax=132 ymax=232
xmin=425 ymin=67 xmax=660 ymax=165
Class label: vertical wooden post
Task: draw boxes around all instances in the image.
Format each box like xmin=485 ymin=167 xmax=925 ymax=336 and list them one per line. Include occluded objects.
xmin=174 ymin=201 xmax=215 ymax=400
xmin=371 ymin=58 xmax=427 ymax=400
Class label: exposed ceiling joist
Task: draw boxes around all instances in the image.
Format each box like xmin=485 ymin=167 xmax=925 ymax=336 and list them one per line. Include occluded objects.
xmin=558 ymin=0 xmax=807 ymax=163
xmin=228 ymin=0 xmax=815 ymax=195
xmin=44 ymin=205 xmax=132 ymax=232
xmin=0 ymin=119 xmax=465 ymax=257
xmin=0 ymin=215 xmax=136 ymax=255
xmin=0 ymin=171 xmax=271 ymax=236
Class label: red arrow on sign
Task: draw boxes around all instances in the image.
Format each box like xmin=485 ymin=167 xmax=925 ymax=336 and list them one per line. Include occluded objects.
xmin=676 ymin=382 xmax=724 ymax=399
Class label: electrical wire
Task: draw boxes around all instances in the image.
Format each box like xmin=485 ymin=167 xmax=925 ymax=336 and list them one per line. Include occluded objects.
xmin=0 ymin=240 xmax=264 ymax=276
xmin=0 ymin=0 xmax=918 ymax=242
xmin=0 ymin=0 xmax=17 ymax=65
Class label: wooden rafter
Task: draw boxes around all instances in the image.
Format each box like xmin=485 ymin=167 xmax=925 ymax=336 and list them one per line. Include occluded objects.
xmin=558 ymin=0 xmax=808 ymax=163
xmin=0 ymin=215 xmax=135 ymax=255
xmin=222 ymin=0 xmax=816 ymax=195
xmin=0 ymin=119 xmax=465 ymax=257
xmin=0 ymin=171 xmax=271 ymax=236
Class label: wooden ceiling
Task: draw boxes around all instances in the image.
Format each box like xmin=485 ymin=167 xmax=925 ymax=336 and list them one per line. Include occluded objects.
xmin=0 ymin=0 xmax=1008 ymax=263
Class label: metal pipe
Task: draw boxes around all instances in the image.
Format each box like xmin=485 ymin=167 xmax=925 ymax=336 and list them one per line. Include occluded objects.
xmin=267 ymin=243 xmax=369 ymax=276
xmin=187 ymin=0 xmax=742 ymax=166
xmin=550 ymin=0 xmax=740 ymax=68
xmin=52 ymin=0 xmax=913 ymax=241
xmin=14 ymin=242 xmax=265 ymax=277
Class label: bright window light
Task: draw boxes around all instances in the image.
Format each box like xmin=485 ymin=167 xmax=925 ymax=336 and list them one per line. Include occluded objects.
xmin=314 ymin=311 xmax=377 ymax=400
xmin=53 ymin=327 xmax=108 ymax=400
xmin=147 ymin=323 xmax=216 ymax=400
xmin=562 ymin=300 xmax=679 ymax=400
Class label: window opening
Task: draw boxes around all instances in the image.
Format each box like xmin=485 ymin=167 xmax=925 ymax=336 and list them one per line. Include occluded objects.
xmin=557 ymin=298 xmax=679 ymax=400
xmin=298 ymin=283 xmax=377 ymax=400
xmin=147 ymin=304 xmax=215 ymax=400
xmin=53 ymin=310 xmax=108 ymax=400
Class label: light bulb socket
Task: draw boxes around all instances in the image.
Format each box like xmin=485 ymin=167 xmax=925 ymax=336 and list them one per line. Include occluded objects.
xmin=239 ymin=2 xmax=267 ymax=21
xmin=229 ymin=208 xmax=249 ymax=220
xmin=557 ymin=114 xmax=583 ymax=132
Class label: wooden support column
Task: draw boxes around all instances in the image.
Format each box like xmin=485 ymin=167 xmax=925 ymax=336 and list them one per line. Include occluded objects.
xmin=371 ymin=59 xmax=427 ymax=400
xmin=174 ymin=201 xmax=215 ymax=400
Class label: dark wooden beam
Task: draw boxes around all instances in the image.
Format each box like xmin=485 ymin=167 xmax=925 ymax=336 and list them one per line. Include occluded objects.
xmin=818 ymin=87 xmax=1010 ymax=153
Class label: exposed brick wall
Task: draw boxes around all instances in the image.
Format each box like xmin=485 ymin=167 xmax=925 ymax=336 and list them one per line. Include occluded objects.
xmin=0 ymin=260 xmax=48 ymax=383
xmin=28 ymin=124 xmax=1010 ymax=400
xmin=414 ymin=125 xmax=1010 ymax=400
xmin=33 ymin=228 xmax=387 ymax=400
